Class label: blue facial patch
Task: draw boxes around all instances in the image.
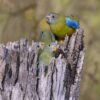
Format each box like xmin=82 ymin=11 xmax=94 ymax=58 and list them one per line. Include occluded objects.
xmin=65 ymin=18 xmax=79 ymax=29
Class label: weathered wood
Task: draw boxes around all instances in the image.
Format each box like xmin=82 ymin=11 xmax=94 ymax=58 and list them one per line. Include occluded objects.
xmin=0 ymin=28 xmax=84 ymax=100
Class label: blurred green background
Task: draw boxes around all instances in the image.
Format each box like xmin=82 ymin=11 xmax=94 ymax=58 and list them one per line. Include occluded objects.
xmin=0 ymin=0 xmax=100 ymax=99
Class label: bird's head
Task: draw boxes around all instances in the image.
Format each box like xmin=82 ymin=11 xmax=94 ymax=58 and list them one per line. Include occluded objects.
xmin=45 ymin=12 xmax=58 ymax=24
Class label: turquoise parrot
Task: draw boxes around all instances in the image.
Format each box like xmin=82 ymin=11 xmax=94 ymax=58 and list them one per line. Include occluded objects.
xmin=38 ymin=31 xmax=56 ymax=75
xmin=45 ymin=12 xmax=79 ymax=40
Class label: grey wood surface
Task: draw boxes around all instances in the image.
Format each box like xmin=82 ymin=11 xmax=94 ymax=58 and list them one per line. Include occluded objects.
xmin=0 ymin=28 xmax=84 ymax=100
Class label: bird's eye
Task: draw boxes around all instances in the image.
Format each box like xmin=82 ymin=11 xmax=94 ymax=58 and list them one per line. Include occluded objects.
xmin=52 ymin=15 xmax=55 ymax=18
xmin=41 ymin=31 xmax=43 ymax=34
xmin=48 ymin=44 xmax=50 ymax=47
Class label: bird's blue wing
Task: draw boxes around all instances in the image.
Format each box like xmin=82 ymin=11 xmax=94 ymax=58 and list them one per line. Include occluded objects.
xmin=65 ymin=18 xmax=79 ymax=29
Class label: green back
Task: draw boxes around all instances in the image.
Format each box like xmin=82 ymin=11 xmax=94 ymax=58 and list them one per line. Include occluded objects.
xmin=50 ymin=15 xmax=76 ymax=39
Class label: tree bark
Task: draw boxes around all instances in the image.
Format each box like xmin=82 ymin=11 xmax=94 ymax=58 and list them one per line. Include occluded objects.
xmin=0 ymin=28 xmax=84 ymax=100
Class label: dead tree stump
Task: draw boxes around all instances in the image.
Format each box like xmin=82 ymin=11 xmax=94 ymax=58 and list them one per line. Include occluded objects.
xmin=0 ymin=28 xmax=84 ymax=100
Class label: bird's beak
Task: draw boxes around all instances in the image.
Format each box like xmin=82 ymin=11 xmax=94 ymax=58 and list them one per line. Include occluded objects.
xmin=45 ymin=15 xmax=51 ymax=24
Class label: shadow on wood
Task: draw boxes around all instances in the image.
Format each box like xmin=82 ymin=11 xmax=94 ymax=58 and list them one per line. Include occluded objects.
xmin=0 ymin=28 xmax=84 ymax=100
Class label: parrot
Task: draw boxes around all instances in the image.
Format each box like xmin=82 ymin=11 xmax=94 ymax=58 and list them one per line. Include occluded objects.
xmin=38 ymin=44 xmax=56 ymax=76
xmin=38 ymin=31 xmax=56 ymax=76
xmin=45 ymin=12 xmax=80 ymax=40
